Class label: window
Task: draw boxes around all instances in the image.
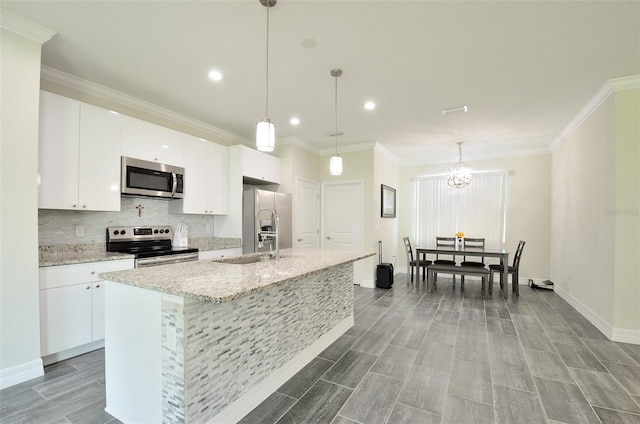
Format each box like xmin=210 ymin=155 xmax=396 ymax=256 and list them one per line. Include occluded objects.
xmin=414 ymin=171 xmax=507 ymax=249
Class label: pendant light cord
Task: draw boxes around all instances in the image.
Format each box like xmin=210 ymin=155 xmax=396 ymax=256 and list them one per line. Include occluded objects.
xmin=264 ymin=3 xmax=270 ymax=120
xmin=334 ymin=74 xmax=338 ymax=155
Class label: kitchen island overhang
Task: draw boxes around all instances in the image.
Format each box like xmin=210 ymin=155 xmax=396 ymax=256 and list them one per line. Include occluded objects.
xmin=100 ymin=248 xmax=375 ymax=424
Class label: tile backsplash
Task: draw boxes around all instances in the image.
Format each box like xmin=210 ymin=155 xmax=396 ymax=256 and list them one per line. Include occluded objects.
xmin=39 ymin=197 xmax=220 ymax=246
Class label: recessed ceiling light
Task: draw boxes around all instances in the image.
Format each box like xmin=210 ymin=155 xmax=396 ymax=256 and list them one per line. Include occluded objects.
xmin=290 ymin=117 xmax=300 ymax=126
xmin=208 ymin=70 xmax=223 ymax=81
xmin=364 ymin=101 xmax=376 ymax=110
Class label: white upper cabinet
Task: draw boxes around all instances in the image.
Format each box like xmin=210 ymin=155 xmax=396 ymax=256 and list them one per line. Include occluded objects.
xmin=170 ymin=135 xmax=228 ymax=215
xmin=236 ymin=145 xmax=281 ymax=184
xmin=121 ymin=115 xmax=184 ymax=166
xmin=78 ymin=103 xmax=121 ymax=211
xmin=38 ymin=91 xmax=80 ymax=210
xmin=38 ymin=91 xmax=121 ymax=211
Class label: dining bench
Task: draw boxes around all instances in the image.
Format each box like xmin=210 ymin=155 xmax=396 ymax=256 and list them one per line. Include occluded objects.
xmin=426 ymin=264 xmax=490 ymax=297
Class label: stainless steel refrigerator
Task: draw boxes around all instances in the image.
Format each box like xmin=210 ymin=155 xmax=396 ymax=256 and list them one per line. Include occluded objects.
xmin=242 ymin=189 xmax=292 ymax=254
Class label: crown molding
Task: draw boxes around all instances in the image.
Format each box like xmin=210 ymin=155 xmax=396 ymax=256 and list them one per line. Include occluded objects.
xmin=1 ymin=10 xmax=56 ymax=43
xmin=550 ymin=74 xmax=640 ymax=152
xmin=374 ymin=142 xmax=403 ymax=166
xmin=278 ymin=136 xmax=322 ymax=156
xmin=319 ymin=141 xmax=378 ymax=157
xmin=40 ymin=66 xmax=250 ymax=145
xmin=609 ymin=74 xmax=640 ymax=91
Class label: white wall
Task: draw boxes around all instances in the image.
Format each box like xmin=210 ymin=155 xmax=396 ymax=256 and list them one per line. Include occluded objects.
xmin=550 ymin=84 xmax=639 ymax=342
xmin=373 ymin=145 xmax=400 ymax=268
xmin=319 ymin=148 xmax=377 ymax=286
xmin=398 ymin=153 xmax=551 ymax=283
xmin=0 ymin=22 xmax=53 ymax=387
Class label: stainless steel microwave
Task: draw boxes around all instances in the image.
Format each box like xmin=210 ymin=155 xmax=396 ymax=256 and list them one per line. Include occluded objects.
xmin=121 ymin=156 xmax=184 ymax=199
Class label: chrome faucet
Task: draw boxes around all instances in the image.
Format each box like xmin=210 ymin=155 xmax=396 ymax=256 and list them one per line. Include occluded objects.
xmin=256 ymin=208 xmax=280 ymax=259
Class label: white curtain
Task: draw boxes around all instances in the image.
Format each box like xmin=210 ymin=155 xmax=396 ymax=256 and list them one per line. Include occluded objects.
xmin=414 ymin=171 xmax=507 ymax=249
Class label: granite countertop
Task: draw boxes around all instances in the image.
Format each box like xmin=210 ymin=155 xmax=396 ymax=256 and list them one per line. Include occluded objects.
xmin=100 ymin=248 xmax=375 ymax=303
xmin=39 ymin=238 xmax=241 ymax=267
xmin=40 ymin=249 xmax=134 ymax=267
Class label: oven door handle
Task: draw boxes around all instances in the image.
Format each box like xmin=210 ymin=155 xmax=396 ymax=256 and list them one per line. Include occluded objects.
xmin=136 ymin=252 xmax=199 ymax=268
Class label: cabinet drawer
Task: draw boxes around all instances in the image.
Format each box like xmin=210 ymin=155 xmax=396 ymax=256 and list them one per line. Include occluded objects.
xmin=40 ymin=259 xmax=134 ymax=290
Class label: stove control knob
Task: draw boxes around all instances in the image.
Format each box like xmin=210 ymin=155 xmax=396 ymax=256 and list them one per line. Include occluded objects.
xmin=121 ymin=230 xmax=126 ymax=235
xmin=113 ymin=230 xmax=119 ymax=235
xmin=154 ymin=229 xmax=159 ymax=234
xmin=165 ymin=229 xmax=170 ymax=234
xmin=159 ymin=229 xmax=164 ymax=234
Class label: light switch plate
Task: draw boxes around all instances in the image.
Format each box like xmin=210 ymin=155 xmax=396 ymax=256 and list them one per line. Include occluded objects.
xmin=75 ymin=225 xmax=84 ymax=237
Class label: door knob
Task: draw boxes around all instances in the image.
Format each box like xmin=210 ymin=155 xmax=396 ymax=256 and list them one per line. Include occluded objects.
xmin=326 ymin=236 xmax=332 ymax=240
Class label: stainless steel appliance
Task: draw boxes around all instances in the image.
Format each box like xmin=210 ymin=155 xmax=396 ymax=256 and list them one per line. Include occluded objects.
xmin=242 ymin=189 xmax=292 ymax=254
xmin=106 ymin=226 xmax=198 ymax=268
xmin=121 ymin=156 xmax=185 ymax=199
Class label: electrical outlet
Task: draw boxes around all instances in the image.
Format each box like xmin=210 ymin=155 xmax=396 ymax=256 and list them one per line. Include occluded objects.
xmin=206 ymin=223 xmax=212 ymax=234
xmin=75 ymin=225 xmax=84 ymax=237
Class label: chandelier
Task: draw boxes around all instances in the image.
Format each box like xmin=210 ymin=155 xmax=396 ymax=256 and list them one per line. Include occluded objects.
xmin=447 ymin=142 xmax=472 ymax=188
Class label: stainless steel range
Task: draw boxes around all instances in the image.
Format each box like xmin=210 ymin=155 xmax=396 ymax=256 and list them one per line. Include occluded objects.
xmin=106 ymin=226 xmax=199 ymax=268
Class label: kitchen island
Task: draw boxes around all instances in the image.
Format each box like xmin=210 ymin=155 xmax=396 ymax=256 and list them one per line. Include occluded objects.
xmin=100 ymin=248 xmax=374 ymax=424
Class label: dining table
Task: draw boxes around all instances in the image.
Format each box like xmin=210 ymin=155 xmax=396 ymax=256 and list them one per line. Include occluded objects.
xmin=416 ymin=244 xmax=510 ymax=299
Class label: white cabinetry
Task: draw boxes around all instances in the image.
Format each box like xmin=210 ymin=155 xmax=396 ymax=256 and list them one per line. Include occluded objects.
xmin=39 ymin=259 xmax=134 ymax=359
xmin=38 ymin=91 xmax=121 ymax=211
xmin=198 ymin=248 xmax=242 ymax=261
xmin=234 ymin=145 xmax=281 ymax=184
xmin=170 ymin=136 xmax=228 ymax=215
xmin=121 ymin=115 xmax=184 ymax=166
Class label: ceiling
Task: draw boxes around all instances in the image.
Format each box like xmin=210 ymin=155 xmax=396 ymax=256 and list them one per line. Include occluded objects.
xmin=3 ymin=1 xmax=639 ymax=165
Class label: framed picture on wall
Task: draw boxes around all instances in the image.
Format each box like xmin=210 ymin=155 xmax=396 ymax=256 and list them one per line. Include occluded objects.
xmin=381 ymin=184 xmax=396 ymax=218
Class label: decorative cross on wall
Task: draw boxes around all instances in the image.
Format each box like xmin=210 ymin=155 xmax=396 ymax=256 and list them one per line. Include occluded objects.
xmin=136 ymin=203 xmax=144 ymax=217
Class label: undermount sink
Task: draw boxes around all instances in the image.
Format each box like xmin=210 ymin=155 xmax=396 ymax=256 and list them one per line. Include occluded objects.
xmin=219 ymin=255 xmax=277 ymax=265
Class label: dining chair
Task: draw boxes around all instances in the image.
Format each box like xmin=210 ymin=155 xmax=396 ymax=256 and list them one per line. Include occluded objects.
xmin=461 ymin=237 xmax=486 ymax=267
xmin=488 ymin=240 xmax=526 ymax=296
xmin=433 ymin=237 xmax=457 ymax=286
xmin=403 ymin=237 xmax=431 ymax=283
xmin=460 ymin=237 xmax=486 ymax=287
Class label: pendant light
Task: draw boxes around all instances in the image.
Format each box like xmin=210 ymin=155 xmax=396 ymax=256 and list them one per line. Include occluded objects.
xmin=447 ymin=142 xmax=472 ymax=188
xmin=329 ymin=68 xmax=343 ymax=176
xmin=256 ymin=0 xmax=276 ymax=152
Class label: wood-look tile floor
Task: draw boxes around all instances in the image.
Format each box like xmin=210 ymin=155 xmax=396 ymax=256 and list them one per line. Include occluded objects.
xmin=2 ymin=276 xmax=639 ymax=424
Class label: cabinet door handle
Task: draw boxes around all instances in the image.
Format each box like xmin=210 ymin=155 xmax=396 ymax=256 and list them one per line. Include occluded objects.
xmin=326 ymin=236 xmax=332 ymax=240
xmin=297 ymin=238 xmax=303 ymax=242
xmin=95 ymin=284 xmax=100 ymax=288
xmin=86 ymin=286 xmax=91 ymax=290
xmin=72 ymin=204 xmax=77 ymax=208
xmin=90 ymin=271 xmax=95 ymax=275
xmin=82 ymin=205 xmax=87 ymax=208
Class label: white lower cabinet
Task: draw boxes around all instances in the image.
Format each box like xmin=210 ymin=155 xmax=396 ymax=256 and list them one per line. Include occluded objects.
xmin=40 ymin=284 xmax=93 ymax=356
xmin=39 ymin=259 xmax=133 ymax=359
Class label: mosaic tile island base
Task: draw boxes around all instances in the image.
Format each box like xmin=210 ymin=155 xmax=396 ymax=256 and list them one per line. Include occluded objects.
xmin=100 ymin=248 xmax=375 ymax=424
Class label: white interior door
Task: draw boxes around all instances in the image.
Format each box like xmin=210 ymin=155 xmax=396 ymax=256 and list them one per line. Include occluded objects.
xmin=295 ymin=178 xmax=320 ymax=249
xmin=323 ymin=181 xmax=363 ymax=283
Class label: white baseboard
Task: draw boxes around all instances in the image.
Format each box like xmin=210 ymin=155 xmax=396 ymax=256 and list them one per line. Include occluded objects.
xmin=554 ymin=284 xmax=640 ymax=344
xmin=360 ymin=279 xmax=375 ymax=288
xmin=612 ymin=328 xmax=640 ymax=344
xmin=211 ymin=315 xmax=354 ymax=424
xmin=0 ymin=358 xmax=44 ymax=390
xmin=554 ymin=284 xmax=614 ymax=340
xmin=42 ymin=339 xmax=105 ymax=366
